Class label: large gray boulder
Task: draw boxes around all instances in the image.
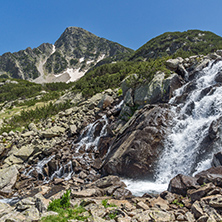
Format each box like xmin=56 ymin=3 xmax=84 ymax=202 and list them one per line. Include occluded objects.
xmin=102 ymin=104 xmax=172 ymax=178
xmin=134 ymin=72 xmax=182 ymax=106
xmin=134 ymin=72 xmax=165 ymax=105
xmin=0 ymin=165 xmax=18 ymax=194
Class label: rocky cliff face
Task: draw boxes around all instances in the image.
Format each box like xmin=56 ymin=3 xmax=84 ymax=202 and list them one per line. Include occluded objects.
xmin=0 ymin=27 xmax=133 ymax=82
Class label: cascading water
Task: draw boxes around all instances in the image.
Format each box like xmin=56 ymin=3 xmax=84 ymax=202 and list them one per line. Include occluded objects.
xmin=24 ymin=115 xmax=109 ymax=182
xmin=125 ymin=60 xmax=222 ymax=196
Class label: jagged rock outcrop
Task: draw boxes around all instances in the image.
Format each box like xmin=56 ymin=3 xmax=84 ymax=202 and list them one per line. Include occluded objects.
xmin=102 ymin=104 xmax=173 ymax=179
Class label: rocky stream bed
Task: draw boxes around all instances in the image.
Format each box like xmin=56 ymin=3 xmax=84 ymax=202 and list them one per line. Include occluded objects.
xmin=1 ymin=52 xmax=222 ymax=221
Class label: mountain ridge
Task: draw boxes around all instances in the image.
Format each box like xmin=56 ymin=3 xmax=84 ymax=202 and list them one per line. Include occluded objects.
xmin=0 ymin=27 xmax=133 ymax=83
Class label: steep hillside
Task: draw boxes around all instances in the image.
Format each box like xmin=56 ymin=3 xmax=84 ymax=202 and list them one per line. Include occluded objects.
xmin=0 ymin=43 xmax=54 ymax=80
xmin=130 ymin=30 xmax=222 ymax=60
xmin=0 ymin=27 xmax=133 ymax=82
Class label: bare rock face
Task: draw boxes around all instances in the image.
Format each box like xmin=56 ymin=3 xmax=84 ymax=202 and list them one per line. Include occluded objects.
xmin=0 ymin=165 xmax=18 ymax=196
xmin=102 ymin=104 xmax=172 ymax=179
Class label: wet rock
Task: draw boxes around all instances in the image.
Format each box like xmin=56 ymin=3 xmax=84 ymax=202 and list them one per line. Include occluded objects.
xmin=195 ymin=166 xmax=222 ymax=186
xmin=103 ymin=104 xmax=172 ymax=178
xmin=162 ymin=73 xmax=183 ymax=102
xmin=168 ymin=174 xmax=199 ymax=196
xmin=214 ymin=71 xmax=222 ymax=82
xmin=212 ymin=151 xmax=222 ymax=167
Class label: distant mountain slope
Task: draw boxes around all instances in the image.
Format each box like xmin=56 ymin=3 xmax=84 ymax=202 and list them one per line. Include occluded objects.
xmin=0 ymin=27 xmax=133 ymax=82
xmin=130 ymin=30 xmax=222 ymax=60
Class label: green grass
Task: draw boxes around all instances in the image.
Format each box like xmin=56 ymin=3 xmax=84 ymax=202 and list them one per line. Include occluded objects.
xmin=0 ymin=100 xmax=72 ymax=134
xmin=41 ymin=190 xmax=89 ymax=222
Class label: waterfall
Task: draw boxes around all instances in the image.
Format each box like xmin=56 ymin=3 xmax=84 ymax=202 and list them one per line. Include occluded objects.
xmin=155 ymin=61 xmax=222 ymax=183
xmin=124 ymin=60 xmax=222 ymax=195
xmin=24 ymin=115 xmax=109 ymax=182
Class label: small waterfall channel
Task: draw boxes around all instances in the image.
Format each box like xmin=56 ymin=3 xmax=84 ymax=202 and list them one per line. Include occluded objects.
xmin=125 ymin=60 xmax=222 ymax=195
xmin=25 ymin=115 xmax=109 ymax=183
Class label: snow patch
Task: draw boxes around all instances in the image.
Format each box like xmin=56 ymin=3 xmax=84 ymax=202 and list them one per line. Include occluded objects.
xmin=79 ymin=57 xmax=84 ymax=63
xmin=65 ymin=68 xmax=85 ymax=83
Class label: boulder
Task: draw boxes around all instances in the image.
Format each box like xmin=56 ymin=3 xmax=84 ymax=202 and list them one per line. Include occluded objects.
xmin=28 ymin=123 xmax=38 ymax=132
xmin=124 ymin=89 xmax=134 ymax=107
xmin=69 ymin=124 xmax=78 ymax=135
xmin=102 ymin=104 xmax=172 ymax=178
xmin=0 ymin=165 xmax=19 ymax=194
xmin=189 ymin=183 xmax=215 ymax=202
xmin=214 ymin=71 xmax=222 ymax=83
xmin=166 ymin=57 xmax=183 ymax=70
xmin=98 ymin=94 xmax=114 ymax=109
xmin=195 ymin=166 xmax=222 ymax=186
xmin=41 ymin=126 xmax=66 ymax=138
xmin=14 ymin=145 xmax=35 ymax=161
xmin=121 ymin=74 xmax=139 ymax=96
xmin=90 ymin=175 xmax=125 ymax=189
xmin=134 ymin=72 xmax=165 ymax=105
xmin=162 ymin=73 xmax=183 ymax=102
xmin=212 ymin=151 xmax=222 ymax=167
xmin=191 ymin=201 xmax=204 ymax=219
xmin=71 ymin=188 xmax=103 ymax=198
xmin=168 ymin=174 xmax=199 ymax=196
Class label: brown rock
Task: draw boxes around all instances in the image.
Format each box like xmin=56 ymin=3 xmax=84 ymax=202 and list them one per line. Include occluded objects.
xmin=137 ymin=201 xmax=149 ymax=210
xmin=149 ymin=196 xmax=169 ymax=210
xmin=103 ymin=104 xmax=172 ymax=178
xmin=168 ymin=174 xmax=198 ymax=196
xmin=189 ymin=183 xmax=215 ymax=202
xmin=71 ymin=188 xmax=103 ymax=198
xmin=195 ymin=166 xmax=222 ymax=186
xmin=191 ymin=201 xmax=204 ymax=219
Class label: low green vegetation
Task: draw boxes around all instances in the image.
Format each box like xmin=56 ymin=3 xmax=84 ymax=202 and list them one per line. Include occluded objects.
xmin=72 ymin=57 xmax=171 ymax=97
xmin=0 ymin=101 xmax=72 ymax=134
xmin=131 ymin=30 xmax=222 ymax=60
xmin=41 ymin=190 xmax=89 ymax=222
xmin=101 ymin=199 xmax=117 ymax=208
xmin=172 ymin=199 xmax=184 ymax=207
xmin=0 ymin=78 xmax=72 ymax=103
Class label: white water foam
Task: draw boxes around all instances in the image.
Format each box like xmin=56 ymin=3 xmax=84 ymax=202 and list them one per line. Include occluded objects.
xmin=124 ymin=61 xmax=222 ymax=195
xmin=155 ymin=61 xmax=222 ymax=183
xmin=122 ymin=179 xmax=168 ymax=196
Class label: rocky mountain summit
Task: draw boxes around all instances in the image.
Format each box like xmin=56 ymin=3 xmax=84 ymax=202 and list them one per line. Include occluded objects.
xmin=0 ymin=27 xmax=133 ymax=83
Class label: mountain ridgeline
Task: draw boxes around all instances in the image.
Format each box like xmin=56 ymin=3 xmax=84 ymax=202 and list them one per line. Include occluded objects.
xmin=0 ymin=27 xmax=133 ymax=82
xmin=1 ymin=29 xmax=222 ymax=83
xmin=130 ymin=30 xmax=222 ymax=61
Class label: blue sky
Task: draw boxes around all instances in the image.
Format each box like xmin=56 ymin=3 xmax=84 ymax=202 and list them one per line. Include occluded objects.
xmin=0 ymin=0 xmax=222 ymax=55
